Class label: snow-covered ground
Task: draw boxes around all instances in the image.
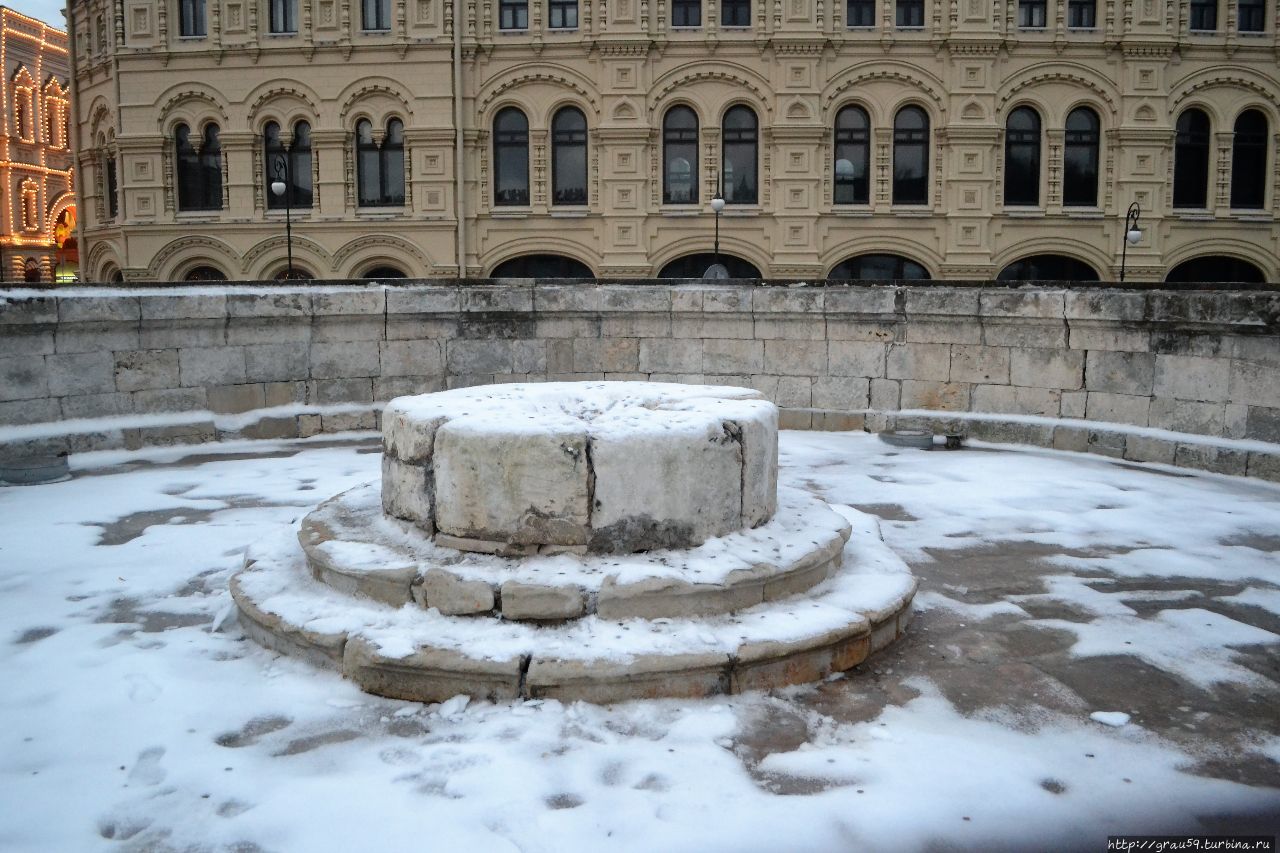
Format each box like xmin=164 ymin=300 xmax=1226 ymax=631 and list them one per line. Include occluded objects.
xmin=1 ymin=431 xmax=1278 ymax=851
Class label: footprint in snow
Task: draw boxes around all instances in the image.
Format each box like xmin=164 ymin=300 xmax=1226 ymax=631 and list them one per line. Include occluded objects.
xmin=128 ymin=746 xmax=167 ymax=786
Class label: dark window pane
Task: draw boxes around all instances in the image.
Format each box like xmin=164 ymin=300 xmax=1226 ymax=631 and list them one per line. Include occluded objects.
xmin=105 ymin=155 xmax=119 ymax=218
xmin=1063 ymin=108 xmax=1099 ymax=207
xmin=356 ymin=120 xmax=381 ymax=206
xmin=552 ymin=108 xmax=588 ymax=205
xmin=1189 ymin=0 xmax=1217 ymax=28
xmin=847 ymin=0 xmax=875 ymax=25
xmin=1004 ymin=107 xmax=1041 ymax=206
xmin=1166 ymin=256 xmax=1265 ymax=283
xmin=549 ymin=0 xmax=579 ymax=27
xmin=291 ymin=121 xmax=313 ymax=207
xmin=1018 ymin=0 xmax=1046 ymax=27
xmin=658 ymin=253 xmax=761 ymax=278
xmin=998 ymin=254 xmax=1099 ymax=281
xmin=491 ymin=254 xmax=594 ymax=277
xmin=494 ymin=108 xmax=530 ymax=206
xmin=264 ymin=121 xmax=286 ymax=209
xmin=896 ymin=0 xmax=923 ymax=26
xmin=1067 ymin=0 xmax=1096 ymax=26
xmin=893 ymin=106 xmax=929 ymax=204
xmin=672 ymin=0 xmax=702 ymax=24
xmin=1174 ymin=109 xmax=1210 ymax=208
xmin=722 ymin=106 xmax=757 ymax=204
xmin=180 ymin=0 xmax=206 ymax=36
xmin=1238 ymin=0 xmax=1264 ymax=30
xmin=1231 ymin=110 xmax=1267 ymax=209
xmin=500 ymin=0 xmax=529 ymax=28
xmin=382 ymin=119 xmax=405 ymax=206
xmin=834 ymin=105 xmax=870 ymax=205
xmin=270 ymin=0 xmax=297 ymax=32
xmin=363 ymin=0 xmax=391 ymax=28
xmin=829 ymin=253 xmax=930 ymax=281
xmin=663 ymin=106 xmax=699 ymax=204
xmin=722 ymin=0 xmax=751 ymax=25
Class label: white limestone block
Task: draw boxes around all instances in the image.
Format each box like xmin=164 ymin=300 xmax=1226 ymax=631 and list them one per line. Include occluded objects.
xmin=380 ymin=456 xmax=434 ymax=532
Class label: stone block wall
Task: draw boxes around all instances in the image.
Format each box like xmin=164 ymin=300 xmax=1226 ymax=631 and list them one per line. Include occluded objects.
xmin=1 ymin=282 xmax=1277 ymax=465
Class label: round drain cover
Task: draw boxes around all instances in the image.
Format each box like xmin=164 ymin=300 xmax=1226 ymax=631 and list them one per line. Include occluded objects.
xmin=877 ymin=429 xmax=934 ymax=450
xmin=0 ymin=455 xmax=71 ymax=486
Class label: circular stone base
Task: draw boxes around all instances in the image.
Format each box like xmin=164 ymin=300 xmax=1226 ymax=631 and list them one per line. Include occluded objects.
xmin=230 ymin=507 xmax=916 ymax=704
xmin=0 ymin=455 xmax=71 ymax=486
xmin=297 ymin=482 xmax=852 ymax=621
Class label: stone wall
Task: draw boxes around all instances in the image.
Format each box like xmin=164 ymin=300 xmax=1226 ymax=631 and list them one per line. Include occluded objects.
xmin=1 ymin=282 xmax=1277 ymax=474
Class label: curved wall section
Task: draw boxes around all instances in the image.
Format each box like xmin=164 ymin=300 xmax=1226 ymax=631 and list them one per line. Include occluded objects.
xmin=0 ymin=281 xmax=1277 ymax=478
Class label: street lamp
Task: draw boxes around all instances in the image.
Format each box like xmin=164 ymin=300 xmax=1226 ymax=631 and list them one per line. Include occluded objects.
xmin=270 ymin=154 xmax=294 ymax=280
xmin=1119 ymin=202 xmax=1141 ymax=282
xmin=704 ymin=186 xmax=728 ymax=279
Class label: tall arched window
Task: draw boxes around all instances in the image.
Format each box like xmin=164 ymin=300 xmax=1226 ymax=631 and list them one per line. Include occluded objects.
xmin=663 ymin=106 xmax=698 ymax=205
xmin=551 ymin=107 xmax=588 ymax=205
xmin=493 ymin=108 xmax=530 ymax=206
xmin=264 ymin=121 xmax=313 ymax=209
xmin=1231 ymin=109 xmax=1268 ymax=210
xmin=892 ymin=106 xmax=929 ymax=205
xmin=722 ymin=105 xmax=758 ymax=204
xmin=1173 ymin=109 xmax=1211 ymax=209
xmin=834 ymin=105 xmax=870 ymax=205
xmin=357 ymin=118 xmax=405 ymax=207
xmin=270 ymin=0 xmax=298 ymax=32
xmin=1063 ymin=107 xmax=1100 ymax=207
xmin=176 ymin=122 xmax=221 ymax=211
xmin=14 ymin=88 xmax=32 ymax=141
xmin=1004 ymin=107 xmax=1041 ymax=206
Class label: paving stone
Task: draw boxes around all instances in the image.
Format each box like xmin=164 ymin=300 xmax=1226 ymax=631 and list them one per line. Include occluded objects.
xmin=526 ymin=652 xmax=732 ymax=703
xmin=418 ymin=568 xmax=495 ymax=615
xmin=499 ymin=581 xmax=586 ymax=621
xmin=343 ymin=637 xmax=523 ymax=703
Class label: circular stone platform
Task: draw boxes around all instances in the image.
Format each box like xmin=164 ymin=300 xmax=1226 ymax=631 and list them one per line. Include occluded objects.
xmin=232 ymin=381 xmax=915 ymax=703
xmin=381 ymin=382 xmax=778 ymax=554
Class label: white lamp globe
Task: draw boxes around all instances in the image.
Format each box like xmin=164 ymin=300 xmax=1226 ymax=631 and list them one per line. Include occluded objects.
xmin=271 ymin=180 xmax=287 ymax=197
xmin=710 ymin=196 xmax=726 ymax=213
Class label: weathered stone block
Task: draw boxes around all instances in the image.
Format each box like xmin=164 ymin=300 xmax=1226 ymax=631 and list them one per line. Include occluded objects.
xmin=343 ymin=637 xmax=521 ymax=703
xmin=967 ymin=420 xmax=1055 ymax=447
xmin=0 ymin=295 xmax=56 ymax=325
xmin=1244 ymin=406 xmax=1280 ymax=443
xmin=133 ymin=387 xmax=206 ymax=414
xmin=905 ymin=287 xmax=978 ymax=316
xmin=778 ymin=409 xmax=812 ymax=429
xmin=603 ymin=313 xmax=671 ymax=338
xmin=1060 ymin=391 xmax=1087 ymax=419
xmin=434 ymin=421 xmax=591 ymax=545
xmin=114 ymin=349 xmax=179 ymax=392
xmin=1064 ymin=290 xmax=1147 ymax=322
xmin=886 ymin=342 xmax=950 ymax=381
xmin=0 ymin=354 xmax=48 ymax=401
xmin=533 ymin=285 xmax=600 ymax=313
xmin=900 ymin=380 xmax=969 ymax=411
xmin=207 ymin=383 xmax=267 ymax=414
xmin=58 ymin=295 xmax=140 ymax=323
xmin=1010 ymin=347 xmax=1083 ymax=390
xmin=0 ymin=329 xmax=53 ymax=358
xmin=310 ymin=377 xmax=374 ymax=404
xmin=0 ymin=397 xmax=59 ymax=425
xmin=980 ymin=289 xmax=1065 ymax=319
xmin=54 ymin=324 xmax=140 ymax=355
xmin=320 ymin=411 xmax=377 ymax=432
xmin=226 ymin=317 xmax=312 ymax=346
xmin=773 ymin=376 xmax=814 ymax=408
xmin=755 ymin=317 xmax=826 ymax=340
xmin=1067 ymin=323 xmax=1150 ymax=353
xmin=1148 ymin=397 xmax=1225 ymax=436
xmin=823 ymin=286 xmax=897 ymax=315
xmin=417 ymin=568 xmax=496 ymax=615
xmin=444 ymin=339 xmax=512 ymax=374
xmin=599 ymin=285 xmax=670 ymax=312
xmin=982 ymin=319 xmax=1068 ymax=349
xmin=764 ymin=340 xmax=826 ymax=375
xmin=386 ymin=287 xmax=461 ymax=314
xmin=1153 ymin=355 xmax=1231 ymax=403
xmin=1052 ymin=425 xmax=1090 ymax=453
xmin=1085 ymin=350 xmax=1155 ymax=396
xmin=236 ymin=416 xmax=300 ymax=441
xmin=139 ymin=319 xmax=225 ymax=349
xmin=140 ymin=294 xmax=226 ymax=321
xmin=312 ymin=289 xmax=385 ymax=315
xmin=179 ymin=346 xmax=247 ymax=387
xmin=753 ymin=288 xmax=822 ymax=314
xmin=812 ymin=376 xmax=870 ymax=410
xmin=732 ymin=625 xmax=871 ymax=693
xmin=46 ymin=351 xmax=115 ymax=397
xmin=1085 ymin=428 xmax=1127 ymax=458
xmin=1229 ymin=359 xmax=1280 ymax=409
xmin=828 ymin=340 xmax=885 ymax=377
xmin=381 ymin=455 xmax=434 ymax=529
xmin=379 ymin=339 xmax=443 ymax=377
xmin=870 ymin=378 xmax=900 ymax=410
xmin=243 ymin=342 xmax=310 ymax=383
xmin=572 ymin=338 xmax=637 ymax=373
xmin=525 ymin=652 xmax=731 ymax=702
xmin=640 ymin=338 xmax=702 ymax=373
xmin=1174 ymin=444 xmax=1248 ymax=477
xmin=227 ymin=292 xmax=310 ymax=317
xmin=310 ymin=340 xmax=380 ymax=379
xmin=702 ymin=286 xmax=753 ymax=313
xmin=1123 ymin=435 xmax=1177 ymax=465
xmin=264 ymin=381 xmax=307 ymax=406
xmin=703 ymin=339 xmax=762 ymax=374
xmin=904 ymin=320 xmax=982 ymax=345
xmin=1085 ymin=392 xmax=1150 ymax=427
xmin=61 ymin=392 xmax=133 ymax=419
xmin=826 ymin=319 xmax=900 ymax=342
xmin=950 ymin=345 xmax=1009 ymax=384
xmin=1247 ymin=452 xmax=1280 ymax=482
xmin=970 ymin=384 xmax=1061 ymax=417
xmin=500 ymin=582 xmax=586 ymax=621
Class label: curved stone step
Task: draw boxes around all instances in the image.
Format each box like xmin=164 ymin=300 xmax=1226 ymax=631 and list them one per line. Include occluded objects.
xmin=298 ymin=482 xmax=852 ymax=622
xmin=232 ymin=508 xmax=916 ymax=704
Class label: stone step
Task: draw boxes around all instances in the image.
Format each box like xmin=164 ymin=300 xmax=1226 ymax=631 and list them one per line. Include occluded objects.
xmin=298 ymin=482 xmax=853 ymax=622
xmin=231 ymin=507 xmax=916 ymax=704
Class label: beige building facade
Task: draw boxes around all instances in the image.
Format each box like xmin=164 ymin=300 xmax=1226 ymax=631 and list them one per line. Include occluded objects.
xmin=70 ymin=0 xmax=1279 ymax=282
xmin=2 ymin=7 xmax=75 ymax=283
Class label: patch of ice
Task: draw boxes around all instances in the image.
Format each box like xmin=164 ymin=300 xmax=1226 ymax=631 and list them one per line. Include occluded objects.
xmin=1089 ymin=711 xmax=1131 ymax=727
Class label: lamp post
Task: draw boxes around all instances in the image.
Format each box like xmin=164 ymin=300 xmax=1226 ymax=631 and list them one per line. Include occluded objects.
xmin=270 ymin=154 xmax=294 ymax=280
xmin=704 ymin=179 xmax=728 ymax=279
xmin=1120 ymin=201 xmax=1141 ymax=282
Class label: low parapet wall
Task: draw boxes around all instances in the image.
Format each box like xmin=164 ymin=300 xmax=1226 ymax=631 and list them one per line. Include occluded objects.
xmin=1 ymin=281 xmax=1277 ymax=477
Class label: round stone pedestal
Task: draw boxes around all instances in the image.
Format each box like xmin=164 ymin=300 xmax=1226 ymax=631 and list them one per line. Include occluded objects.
xmin=381 ymin=382 xmax=778 ymax=554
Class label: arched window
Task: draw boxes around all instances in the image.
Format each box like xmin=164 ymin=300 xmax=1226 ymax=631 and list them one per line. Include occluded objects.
xmin=834 ymin=105 xmax=870 ymax=205
xmin=663 ymin=106 xmax=698 ymax=205
xmin=491 ymin=254 xmax=594 ymax=278
xmin=1231 ymin=110 xmax=1268 ymax=210
xmin=362 ymin=0 xmax=391 ymax=29
xmin=14 ymin=87 xmax=32 ymax=141
xmin=357 ymin=118 xmax=405 ymax=207
xmin=1166 ymin=256 xmax=1266 ymax=284
xmin=551 ymin=107 xmax=588 ymax=205
xmin=722 ymin=105 xmax=758 ymax=204
xmin=184 ymin=265 xmax=227 ymax=281
xmin=176 ymin=122 xmax=222 ymax=211
xmin=23 ymin=259 xmax=41 ymax=283
xmin=103 ymin=151 xmax=119 ymax=219
xmin=265 ymin=121 xmax=313 ymax=209
xmin=1004 ymin=107 xmax=1041 ymax=206
xmin=997 ymin=254 xmax=1099 ymax=281
xmin=829 ymin=254 xmax=930 ymax=280
xmin=892 ymin=106 xmax=929 ymax=205
xmin=20 ymin=181 xmax=38 ymax=230
xmin=658 ymin=254 xmax=761 ymax=278
xmin=1173 ymin=109 xmax=1211 ymax=209
xmin=179 ymin=0 xmax=207 ymax=36
xmin=269 ymin=0 xmax=298 ymax=32
xmin=1063 ymin=107 xmax=1100 ymax=207
xmin=493 ymin=108 xmax=529 ymax=206
xmin=361 ymin=266 xmax=407 ymax=279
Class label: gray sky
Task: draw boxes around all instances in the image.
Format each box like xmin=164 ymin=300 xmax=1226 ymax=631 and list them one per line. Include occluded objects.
xmin=8 ymin=1 xmax=67 ymax=28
